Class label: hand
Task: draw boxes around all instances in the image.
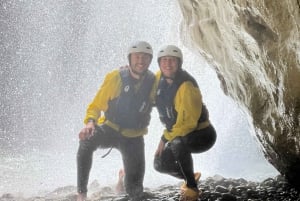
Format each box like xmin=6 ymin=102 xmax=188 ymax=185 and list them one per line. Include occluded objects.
xmin=155 ymin=140 xmax=165 ymax=156
xmin=78 ymin=122 xmax=95 ymax=140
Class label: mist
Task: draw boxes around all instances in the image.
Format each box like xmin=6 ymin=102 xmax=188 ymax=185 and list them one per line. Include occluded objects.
xmin=0 ymin=0 xmax=278 ymax=196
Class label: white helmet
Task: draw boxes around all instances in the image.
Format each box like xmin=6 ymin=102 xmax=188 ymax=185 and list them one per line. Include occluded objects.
xmin=127 ymin=41 xmax=153 ymax=56
xmin=157 ymin=45 xmax=183 ymax=65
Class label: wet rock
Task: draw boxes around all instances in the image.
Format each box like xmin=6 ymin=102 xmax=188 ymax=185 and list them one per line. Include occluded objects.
xmin=215 ymin=185 xmax=229 ymax=193
xmin=197 ymin=175 xmax=300 ymax=201
xmin=1 ymin=176 xmax=300 ymax=201
xmin=220 ymin=193 xmax=237 ymax=201
xmin=178 ymin=0 xmax=300 ymax=188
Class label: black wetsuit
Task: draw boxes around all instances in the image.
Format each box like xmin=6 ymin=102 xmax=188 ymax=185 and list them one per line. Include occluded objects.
xmin=154 ymin=125 xmax=216 ymax=188
xmin=77 ymin=68 xmax=154 ymax=198
xmin=77 ymin=124 xmax=145 ymax=196
xmin=154 ymin=70 xmax=217 ymax=189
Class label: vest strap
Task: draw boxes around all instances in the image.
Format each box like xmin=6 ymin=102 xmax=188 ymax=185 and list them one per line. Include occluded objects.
xmin=105 ymin=120 xmax=122 ymax=132
xmin=197 ymin=120 xmax=210 ymax=130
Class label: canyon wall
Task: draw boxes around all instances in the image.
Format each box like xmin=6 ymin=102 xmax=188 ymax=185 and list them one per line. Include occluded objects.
xmin=178 ymin=0 xmax=300 ymax=187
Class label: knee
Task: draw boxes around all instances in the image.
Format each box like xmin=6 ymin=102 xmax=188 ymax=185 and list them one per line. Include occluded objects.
xmin=170 ymin=137 xmax=183 ymax=148
xmin=77 ymin=140 xmax=95 ymax=157
xmin=169 ymin=138 xmax=186 ymax=158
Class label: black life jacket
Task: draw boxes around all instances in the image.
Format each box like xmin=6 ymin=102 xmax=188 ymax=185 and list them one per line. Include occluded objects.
xmin=156 ymin=70 xmax=209 ymax=131
xmin=105 ymin=68 xmax=155 ymax=129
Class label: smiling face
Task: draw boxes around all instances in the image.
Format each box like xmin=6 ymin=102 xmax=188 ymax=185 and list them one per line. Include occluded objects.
xmin=129 ymin=52 xmax=152 ymax=76
xmin=159 ymin=56 xmax=180 ymax=79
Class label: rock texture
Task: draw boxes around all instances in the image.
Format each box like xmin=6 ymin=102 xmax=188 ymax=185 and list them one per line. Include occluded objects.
xmin=177 ymin=0 xmax=300 ymax=187
xmin=2 ymin=175 xmax=300 ymax=201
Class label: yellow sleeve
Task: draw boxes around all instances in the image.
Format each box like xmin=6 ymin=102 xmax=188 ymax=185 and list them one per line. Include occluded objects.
xmin=163 ymin=81 xmax=203 ymax=141
xmin=83 ymin=70 xmax=121 ymax=124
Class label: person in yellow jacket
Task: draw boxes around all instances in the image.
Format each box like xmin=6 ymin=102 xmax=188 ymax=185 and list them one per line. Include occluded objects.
xmin=153 ymin=45 xmax=217 ymax=201
xmin=76 ymin=41 xmax=155 ymax=201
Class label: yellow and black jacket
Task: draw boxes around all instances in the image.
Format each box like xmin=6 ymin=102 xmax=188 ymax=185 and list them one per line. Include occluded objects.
xmin=155 ymin=70 xmax=210 ymax=142
xmin=84 ymin=68 xmax=155 ymax=137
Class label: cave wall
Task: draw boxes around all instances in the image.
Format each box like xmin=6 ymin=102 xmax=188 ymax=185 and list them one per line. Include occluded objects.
xmin=177 ymin=0 xmax=300 ymax=186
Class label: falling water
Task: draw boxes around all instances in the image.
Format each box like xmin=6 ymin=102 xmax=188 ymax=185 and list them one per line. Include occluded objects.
xmin=0 ymin=0 xmax=278 ymax=197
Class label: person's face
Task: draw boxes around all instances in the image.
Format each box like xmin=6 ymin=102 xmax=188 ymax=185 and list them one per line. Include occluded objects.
xmin=129 ymin=52 xmax=152 ymax=75
xmin=159 ymin=56 xmax=179 ymax=78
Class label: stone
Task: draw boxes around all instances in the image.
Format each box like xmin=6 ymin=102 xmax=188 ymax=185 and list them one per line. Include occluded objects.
xmin=1 ymin=176 xmax=299 ymax=201
xmin=221 ymin=193 xmax=237 ymax=201
xmin=215 ymin=185 xmax=229 ymax=193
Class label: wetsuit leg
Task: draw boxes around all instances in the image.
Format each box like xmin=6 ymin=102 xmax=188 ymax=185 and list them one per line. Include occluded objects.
xmin=119 ymin=136 xmax=145 ymax=198
xmin=185 ymin=125 xmax=217 ymax=153
xmin=177 ymin=125 xmax=216 ymax=188
xmin=77 ymin=125 xmax=118 ymax=193
xmin=154 ymin=143 xmax=185 ymax=179
xmin=154 ymin=125 xmax=217 ymax=188
xmin=154 ymin=138 xmax=198 ymax=188
xmin=170 ymin=138 xmax=197 ymax=188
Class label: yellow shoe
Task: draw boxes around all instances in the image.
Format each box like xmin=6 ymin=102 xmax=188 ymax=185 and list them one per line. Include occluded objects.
xmin=180 ymin=183 xmax=201 ymax=201
xmin=194 ymin=172 xmax=201 ymax=182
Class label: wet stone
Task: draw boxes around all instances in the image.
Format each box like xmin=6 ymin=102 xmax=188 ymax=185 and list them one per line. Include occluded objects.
xmin=1 ymin=175 xmax=300 ymax=201
xmin=220 ymin=193 xmax=237 ymax=201
xmin=215 ymin=185 xmax=229 ymax=193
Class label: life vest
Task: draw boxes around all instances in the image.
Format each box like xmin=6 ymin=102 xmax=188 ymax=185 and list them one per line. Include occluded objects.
xmin=105 ymin=68 xmax=155 ymax=129
xmin=156 ymin=70 xmax=209 ymax=131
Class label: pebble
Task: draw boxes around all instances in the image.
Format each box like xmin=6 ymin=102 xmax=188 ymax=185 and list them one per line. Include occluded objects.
xmin=198 ymin=175 xmax=300 ymax=201
xmin=0 ymin=175 xmax=299 ymax=201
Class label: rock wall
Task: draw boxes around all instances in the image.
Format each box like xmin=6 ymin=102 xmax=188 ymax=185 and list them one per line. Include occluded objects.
xmin=177 ymin=0 xmax=300 ymax=187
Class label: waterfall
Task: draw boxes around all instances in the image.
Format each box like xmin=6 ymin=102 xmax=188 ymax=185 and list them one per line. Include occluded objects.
xmin=0 ymin=0 xmax=278 ymax=196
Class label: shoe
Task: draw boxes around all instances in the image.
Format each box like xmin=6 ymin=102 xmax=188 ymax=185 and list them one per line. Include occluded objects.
xmin=77 ymin=192 xmax=87 ymax=201
xmin=180 ymin=183 xmax=201 ymax=201
xmin=194 ymin=172 xmax=201 ymax=182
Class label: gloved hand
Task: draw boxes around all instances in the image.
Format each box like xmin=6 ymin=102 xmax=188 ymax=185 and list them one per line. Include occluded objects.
xmin=78 ymin=121 xmax=95 ymax=140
